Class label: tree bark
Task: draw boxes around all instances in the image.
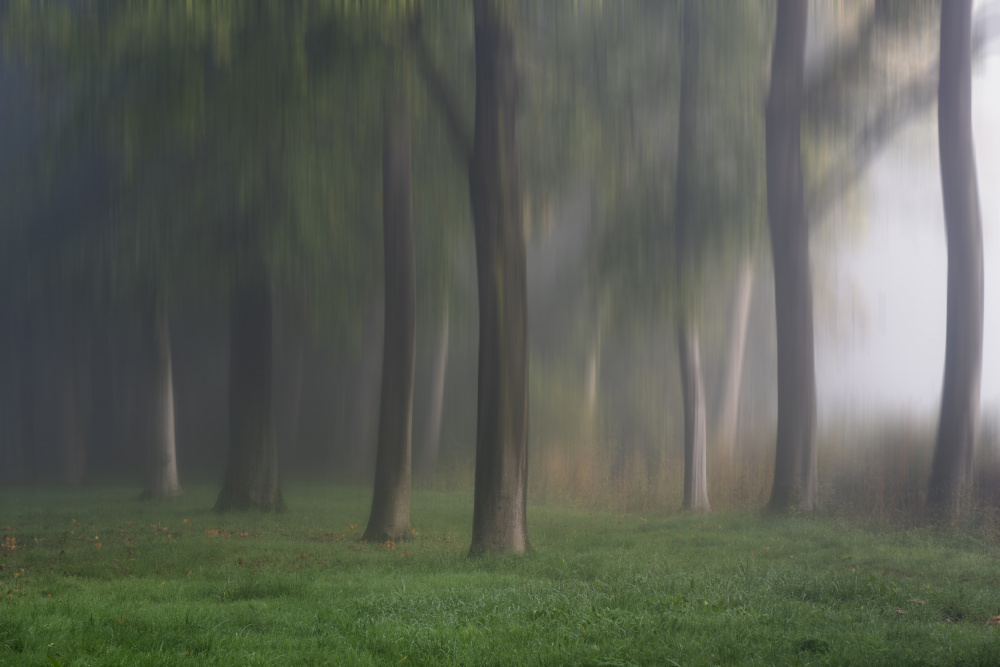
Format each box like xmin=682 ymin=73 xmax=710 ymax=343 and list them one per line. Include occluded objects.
xmin=714 ymin=255 xmax=754 ymax=464
xmin=673 ymin=1 xmax=710 ymax=512
xmin=678 ymin=319 xmax=710 ymax=510
xmin=468 ymin=0 xmax=530 ymax=555
xmin=140 ymin=285 xmax=182 ymax=500
xmin=216 ymin=268 xmax=284 ymax=512
xmin=0 ymin=295 xmax=27 ymax=484
xmin=927 ymin=0 xmax=983 ymax=519
xmin=417 ymin=300 xmax=450 ymax=475
xmin=349 ymin=294 xmax=383 ymax=477
xmin=364 ymin=86 xmax=416 ymax=543
xmin=766 ymin=0 xmax=817 ymax=513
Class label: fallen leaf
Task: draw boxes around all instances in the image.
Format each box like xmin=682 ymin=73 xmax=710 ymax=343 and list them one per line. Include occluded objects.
xmin=895 ymin=608 xmax=905 ymax=615
xmin=907 ymin=599 xmax=925 ymax=604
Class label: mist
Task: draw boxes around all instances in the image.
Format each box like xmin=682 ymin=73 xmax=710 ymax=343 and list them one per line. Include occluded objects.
xmin=0 ymin=0 xmax=998 ymax=525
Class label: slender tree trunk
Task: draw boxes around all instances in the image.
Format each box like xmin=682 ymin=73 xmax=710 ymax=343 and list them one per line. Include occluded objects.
xmin=88 ymin=317 xmax=116 ymax=475
xmin=585 ymin=329 xmax=599 ymax=418
xmin=349 ymin=294 xmax=383 ymax=477
xmin=0 ymin=295 xmax=27 ymax=484
xmin=927 ymin=0 xmax=982 ymax=519
xmin=673 ymin=1 xmax=710 ymax=512
xmin=216 ymin=267 xmax=284 ymax=512
xmin=678 ymin=320 xmax=710 ymax=510
xmin=275 ymin=293 xmax=304 ymax=472
xmin=418 ymin=300 xmax=450 ymax=475
xmin=54 ymin=312 xmax=89 ymax=487
xmin=766 ymin=0 xmax=817 ymax=513
xmin=468 ymin=0 xmax=530 ymax=555
xmin=714 ymin=255 xmax=754 ymax=464
xmin=140 ymin=286 xmax=182 ymax=500
xmin=364 ymin=86 xmax=416 ymax=543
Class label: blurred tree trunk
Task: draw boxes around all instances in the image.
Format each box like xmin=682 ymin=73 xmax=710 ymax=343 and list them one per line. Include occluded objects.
xmin=713 ymin=255 xmax=754 ymax=464
xmin=87 ymin=314 xmax=117 ymax=476
xmin=673 ymin=1 xmax=710 ymax=512
xmin=140 ymin=285 xmax=182 ymax=500
xmin=60 ymin=320 xmax=89 ymax=486
xmin=417 ymin=300 xmax=450 ymax=475
xmin=766 ymin=0 xmax=817 ymax=513
xmin=927 ymin=0 xmax=982 ymax=519
xmin=216 ymin=265 xmax=284 ymax=512
xmin=349 ymin=294 xmax=383 ymax=477
xmin=275 ymin=292 xmax=303 ymax=472
xmin=0 ymin=295 xmax=27 ymax=484
xmin=364 ymin=84 xmax=416 ymax=543
xmin=468 ymin=0 xmax=530 ymax=555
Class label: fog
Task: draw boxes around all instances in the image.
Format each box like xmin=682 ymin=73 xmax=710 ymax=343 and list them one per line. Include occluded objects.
xmin=0 ymin=1 xmax=997 ymax=520
xmin=819 ymin=54 xmax=1000 ymax=418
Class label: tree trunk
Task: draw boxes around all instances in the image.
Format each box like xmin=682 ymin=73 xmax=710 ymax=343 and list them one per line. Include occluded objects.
xmin=364 ymin=87 xmax=416 ymax=543
xmin=714 ymin=255 xmax=754 ymax=464
xmin=585 ymin=330 xmax=599 ymax=419
xmin=468 ymin=0 xmax=530 ymax=555
xmin=673 ymin=1 xmax=710 ymax=512
xmin=88 ymin=317 xmax=116 ymax=476
xmin=678 ymin=320 xmax=711 ymax=511
xmin=275 ymin=293 xmax=304 ymax=472
xmin=766 ymin=0 xmax=817 ymax=513
xmin=417 ymin=300 xmax=450 ymax=475
xmin=216 ymin=269 xmax=284 ymax=512
xmin=927 ymin=0 xmax=983 ymax=519
xmin=57 ymin=313 xmax=89 ymax=487
xmin=0 ymin=295 xmax=27 ymax=484
xmin=349 ymin=294 xmax=383 ymax=478
xmin=140 ymin=286 xmax=182 ymax=500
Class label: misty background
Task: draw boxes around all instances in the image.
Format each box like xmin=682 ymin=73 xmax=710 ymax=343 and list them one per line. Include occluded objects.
xmin=0 ymin=0 xmax=997 ymax=517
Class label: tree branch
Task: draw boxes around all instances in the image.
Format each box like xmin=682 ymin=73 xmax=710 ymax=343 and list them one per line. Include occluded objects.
xmin=804 ymin=4 xmax=883 ymax=111
xmin=410 ymin=19 xmax=473 ymax=167
xmin=809 ymin=62 xmax=937 ymax=221
xmin=810 ymin=8 xmax=1000 ymax=221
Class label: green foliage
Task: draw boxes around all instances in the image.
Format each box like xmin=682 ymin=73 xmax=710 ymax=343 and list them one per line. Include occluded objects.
xmin=2 ymin=484 xmax=1000 ymax=665
xmin=592 ymin=1 xmax=771 ymax=326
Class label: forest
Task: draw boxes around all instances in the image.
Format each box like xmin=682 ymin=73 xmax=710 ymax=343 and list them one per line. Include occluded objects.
xmin=2 ymin=1 xmax=1000 ymax=663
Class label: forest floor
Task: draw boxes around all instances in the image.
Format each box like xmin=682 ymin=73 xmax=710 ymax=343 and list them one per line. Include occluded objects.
xmin=1 ymin=483 xmax=999 ymax=665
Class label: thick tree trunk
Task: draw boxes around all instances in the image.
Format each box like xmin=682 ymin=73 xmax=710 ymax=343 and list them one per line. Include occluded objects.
xmin=417 ymin=301 xmax=450 ymax=475
xmin=349 ymin=295 xmax=383 ymax=477
xmin=216 ymin=270 xmax=284 ymax=512
xmin=364 ymin=88 xmax=416 ymax=543
xmin=714 ymin=255 xmax=754 ymax=464
xmin=468 ymin=0 xmax=530 ymax=555
xmin=673 ymin=1 xmax=710 ymax=512
xmin=140 ymin=287 xmax=182 ymax=500
xmin=766 ymin=0 xmax=817 ymax=513
xmin=927 ymin=0 xmax=983 ymax=518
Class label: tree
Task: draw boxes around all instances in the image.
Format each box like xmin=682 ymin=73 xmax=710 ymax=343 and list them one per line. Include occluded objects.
xmin=415 ymin=0 xmax=529 ymax=554
xmin=926 ymin=0 xmax=983 ymax=518
xmin=765 ymin=0 xmax=817 ymax=513
xmin=467 ymin=0 xmax=530 ymax=554
xmin=364 ymin=78 xmax=417 ymax=543
xmin=139 ymin=283 xmax=182 ymax=499
xmin=672 ymin=1 xmax=710 ymax=511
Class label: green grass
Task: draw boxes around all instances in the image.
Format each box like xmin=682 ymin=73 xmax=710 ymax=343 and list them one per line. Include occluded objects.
xmin=2 ymin=484 xmax=1000 ymax=666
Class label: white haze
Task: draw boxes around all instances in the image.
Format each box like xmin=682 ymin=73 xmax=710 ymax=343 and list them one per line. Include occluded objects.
xmin=818 ymin=54 xmax=1000 ymax=420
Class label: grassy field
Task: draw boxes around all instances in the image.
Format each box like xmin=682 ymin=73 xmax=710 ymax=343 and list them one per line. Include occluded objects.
xmin=2 ymin=484 xmax=1000 ymax=666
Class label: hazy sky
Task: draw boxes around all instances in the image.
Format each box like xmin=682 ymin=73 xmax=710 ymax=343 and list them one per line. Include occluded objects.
xmin=818 ymin=53 xmax=1000 ymax=419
